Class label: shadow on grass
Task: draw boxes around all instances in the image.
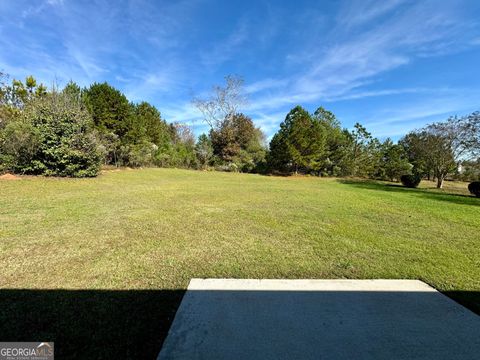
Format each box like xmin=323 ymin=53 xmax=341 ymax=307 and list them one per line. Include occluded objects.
xmin=0 ymin=289 xmax=185 ymax=359
xmin=443 ymin=290 xmax=480 ymax=315
xmin=338 ymin=179 xmax=480 ymax=206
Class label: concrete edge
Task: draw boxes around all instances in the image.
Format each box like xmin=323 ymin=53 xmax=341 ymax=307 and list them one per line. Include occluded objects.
xmin=187 ymin=279 xmax=438 ymax=292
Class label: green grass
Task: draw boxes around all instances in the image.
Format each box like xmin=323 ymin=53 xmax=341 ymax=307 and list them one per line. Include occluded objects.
xmin=1 ymin=168 xmax=479 ymax=359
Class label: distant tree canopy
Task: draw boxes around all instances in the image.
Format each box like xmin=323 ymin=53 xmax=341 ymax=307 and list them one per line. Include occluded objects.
xmin=84 ymin=82 xmax=132 ymax=138
xmin=194 ymin=76 xmax=266 ymax=172
xmin=1 ymin=73 xmax=478 ymax=182
xmin=209 ymin=113 xmax=266 ymax=172
xmin=195 ymin=133 xmax=213 ymax=170
xmin=0 ymin=86 xmax=100 ymax=177
xmin=376 ymin=139 xmax=412 ymax=182
xmin=267 ymin=106 xmax=479 ymax=185
xmin=268 ymin=107 xmax=401 ymax=179
xmin=268 ymin=106 xmax=326 ymax=174
xmin=400 ymin=112 xmax=480 ymax=188
xmin=0 ymin=76 xmax=198 ymax=176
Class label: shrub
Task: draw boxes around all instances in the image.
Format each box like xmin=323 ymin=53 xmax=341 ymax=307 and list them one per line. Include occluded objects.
xmin=216 ymin=162 xmax=239 ymax=172
xmin=468 ymin=182 xmax=480 ymax=197
xmin=120 ymin=141 xmax=156 ymax=167
xmin=400 ymin=174 xmax=421 ymax=188
xmin=0 ymin=117 xmax=40 ymax=173
xmin=0 ymin=92 xmax=102 ymax=177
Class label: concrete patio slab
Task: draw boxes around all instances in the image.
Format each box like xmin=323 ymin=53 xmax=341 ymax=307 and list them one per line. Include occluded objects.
xmin=158 ymin=279 xmax=480 ymax=360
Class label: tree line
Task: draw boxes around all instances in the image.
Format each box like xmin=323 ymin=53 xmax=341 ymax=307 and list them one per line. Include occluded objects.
xmin=267 ymin=105 xmax=480 ymax=188
xmin=0 ymin=74 xmax=199 ymax=176
xmin=0 ymin=73 xmax=479 ymax=188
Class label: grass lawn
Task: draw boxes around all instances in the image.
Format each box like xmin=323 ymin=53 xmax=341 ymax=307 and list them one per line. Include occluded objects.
xmin=1 ymin=168 xmax=479 ymax=359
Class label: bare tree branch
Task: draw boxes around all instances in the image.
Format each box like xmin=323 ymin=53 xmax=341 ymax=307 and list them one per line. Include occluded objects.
xmin=192 ymin=75 xmax=247 ymax=129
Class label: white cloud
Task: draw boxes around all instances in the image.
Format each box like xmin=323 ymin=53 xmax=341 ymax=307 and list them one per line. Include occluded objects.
xmin=200 ymin=19 xmax=250 ymax=67
xmin=123 ymin=68 xmax=181 ymax=103
xmin=337 ymin=0 xmax=405 ymax=29
xmin=241 ymin=0 xmax=479 ymax=133
xmin=161 ymin=102 xmax=202 ymax=124
xmin=245 ymin=79 xmax=288 ymax=94
xmin=46 ymin=0 xmax=63 ymax=5
xmin=359 ymin=89 xmax=480 ymax=138
xmin=322 ymin=87 xmax=429 ymax=102
xmin=1 ymin=0 xmax=479 ymax=140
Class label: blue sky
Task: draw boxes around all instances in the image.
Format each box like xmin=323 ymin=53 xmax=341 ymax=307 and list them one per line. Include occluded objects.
xmin=1 ymin=0 xmax=479 ymax=140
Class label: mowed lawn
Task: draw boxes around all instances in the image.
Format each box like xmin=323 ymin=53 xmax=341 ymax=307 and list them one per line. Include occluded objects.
xmin=1 ymin=168 xmax=479 ymax=359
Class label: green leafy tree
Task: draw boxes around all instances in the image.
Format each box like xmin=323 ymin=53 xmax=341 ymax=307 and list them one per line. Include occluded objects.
xmin=1 ymin=75 xmax=47 ymax=108
xmin=268 ymin=106 xmax=326 ymax=174
xmin=1 ymin=90 xmax=101 ymax=177
xmin=401 ymin=112 xmax=479 ymax=188
xmin=10 ymin=79 xmax=29 ymax=106
xmin=195 ymin=134 xmax=214 ymax=169
xmin=121 ymin=102 xmax=173 ymax=167
xmin=349 ymin=123 xmax=381 ymax=177
xmin=287 ymin=107 xmax=326 ymax=173
xmin=83 ymin=82 xmax=134 ymax=166
xmin=457 ymin=158 xmax=480 ymax=181
xmin=123 ymin=140 xmax=157 ymax=167
xmin=0 ymin=115 xmax=40 ymax=173
xmin=193 ymin=76 xmax=265 ymax=172
xmin=267 ymin=129 xmax=290 ymax=173
xmin=84 ymin=82 xmax=132 ymax=138
xmin=210 ymin=113 xmax=266 ymax=172
xmin=401 ymin=130 xmax=456 ymax=188
xmin=131 ymin=102 xmax=171 ymax=147
xmin=243 ymin=127 xmax=267 ymax=172
xmin=313 ymin=107 xmax=352 ymax=176
xmin=399 ymin=132 xmax=433 ymax=179
xmin=62 ymin=81 xmax=83 ymax=104
xmin=164 ymin=123 xmax=197 ymax=168
xmin=376 ymin=139 xmax=412 ymax=181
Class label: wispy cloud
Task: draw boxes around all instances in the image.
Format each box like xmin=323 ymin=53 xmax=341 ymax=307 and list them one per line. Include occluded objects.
xmin=200 ymin=19 xmax=250 ymax=67
xmin=0 ymin=0 xmax=479 ymax=139
xmin=293 ymin=1 xmax=467 ymax=99
xmin=243 ymin=0 xmax=480 ymax=136
xmin=322 ymin=87 xmax=449 ymax=102
xmin=245 ymin=79 xmax=288 ymax=94
xmin=359 ymin=89 xmax=480 ymax=138
xmin=337 ymin=0 xmax=406 ymax=29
